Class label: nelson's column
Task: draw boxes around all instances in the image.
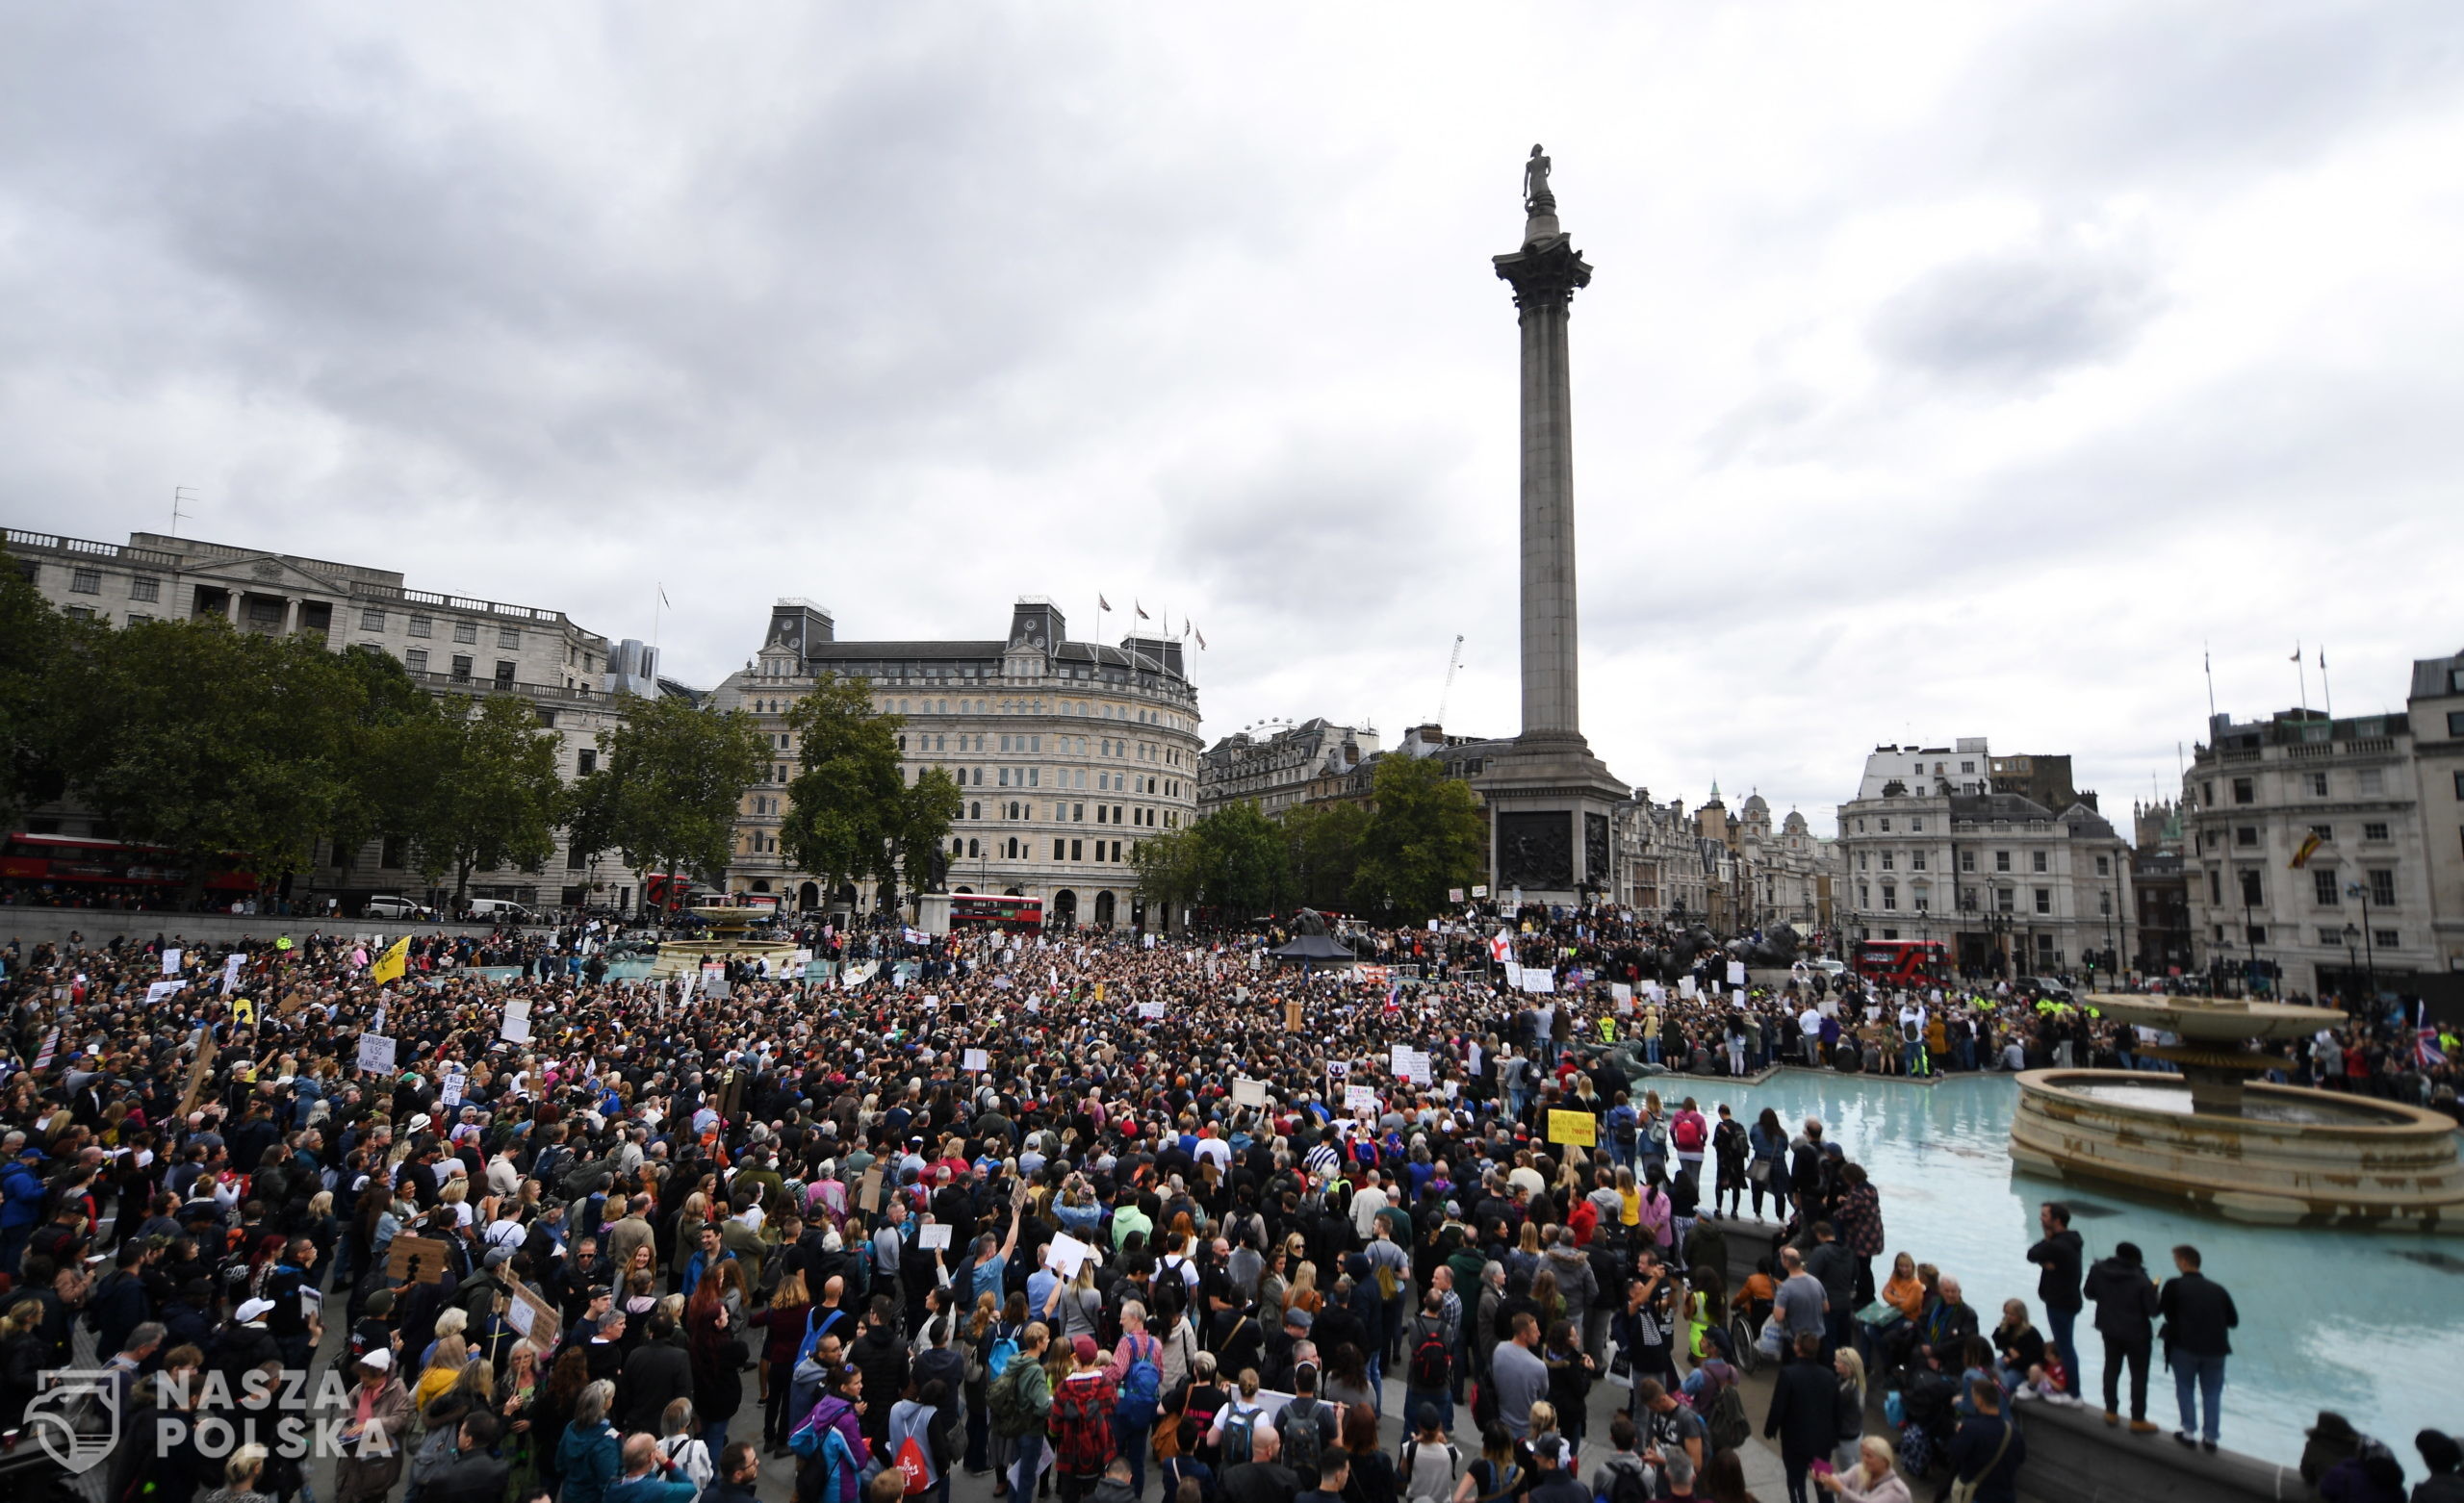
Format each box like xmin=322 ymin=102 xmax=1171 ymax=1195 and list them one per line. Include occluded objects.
xmin=1470 ymin=145 xmax=1632 ymax=904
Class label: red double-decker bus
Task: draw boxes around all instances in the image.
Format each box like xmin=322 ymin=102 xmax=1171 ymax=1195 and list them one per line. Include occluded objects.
xmin=1854 ymin=939 xmax=1949 ymax=987
xmin=0 ymin=833 xmax=257 ymax=900
xmin=951 ymin=894 xmax=1044 ymax=931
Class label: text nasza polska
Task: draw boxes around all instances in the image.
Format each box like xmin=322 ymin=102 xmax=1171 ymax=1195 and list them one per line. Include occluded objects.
xmin=154 ymin=1369 xmax=399 ymax=1458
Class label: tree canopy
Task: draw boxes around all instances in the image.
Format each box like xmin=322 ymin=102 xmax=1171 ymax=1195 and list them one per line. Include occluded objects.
xmin=566 ymin=693 xmax=770 ymax=902
xmin=776 ymin=675 xmax=960 ymax=903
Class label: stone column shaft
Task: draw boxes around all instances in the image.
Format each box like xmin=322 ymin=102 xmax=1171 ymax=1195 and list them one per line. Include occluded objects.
xmin=1518 ymin=294 xmax=1578 ymax=740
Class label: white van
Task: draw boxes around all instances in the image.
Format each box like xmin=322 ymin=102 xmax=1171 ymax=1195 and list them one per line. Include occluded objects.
xmin=363 ymin=895 xmax=435 ymax=921
xmin=465 ymin=898 xmax=538 ymax=924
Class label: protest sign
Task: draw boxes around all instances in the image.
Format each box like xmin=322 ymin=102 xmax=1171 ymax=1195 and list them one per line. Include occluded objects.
xmin=962 ymin=1048 xmax=990 ymax=1073
xmin=1679 ymin=976 xmax=1698 ymax=999
xmin=1047 ymin=1233 xmax=1098 ymax=1278
xmin=1521 ymin=970 xmax=1555 ymax=995
xmin=917 ymin=1223 xmax=953 ymax=1251
xmin=506 ymin=1283 xmax=562 ymax=1348
xmin=1547 ymin=1109 xmax=1597 ymax=1146
xmin=1502 ymin=962 xmax=1525 ymax=989
xmin=1284 ymin=1000 xmax=1302 ymax=1032
xmin=356 ymin=1033 xmax=398 ymax=1075
xmin=144 ymin=981 xmax=183 ymax=1007
xmin=386 ymin=1235 xmax=454 ymax=1284
xmin=1344 ymin=1083 xmax=1378 ymax=1117
xmin=1138 ymin=1000 xmax=1166 ymax=1021
xmin=162 ymin=948 xmax=182 ymax=975
xmin=1232 ymin=1077 xmax=1269 ymax=1108
xmin=1389 ymin=1046 xmax=1431 ymax=1084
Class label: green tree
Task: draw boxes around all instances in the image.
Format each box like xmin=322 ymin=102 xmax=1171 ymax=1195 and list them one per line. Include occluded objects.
xmin=69 ymin=618 xmax=368 ymax=905
xmin=1283 ymin=801 xmax=1370 ymax=910
xmin=1195 ymin=801 xmax=1293 ymax=916
xmin=1132 ymin=826 xmax=1209 ymax=917
xmin=402 ymin=695 xmax=567 ymax=903
xmin=325 ymin=644 xmax=450 ymax=866
xmin=565 ymin=693 xmax=769 ymax=910
xmin=776 ymin=674 xmax=909 ymax=901
xmin=894 ymin=768 xmax=965 ymax=897
xmin=1349 ymin=753 xmax=1487 ymax=921
xmin=0 ymin=567 xmax=95 ymax=826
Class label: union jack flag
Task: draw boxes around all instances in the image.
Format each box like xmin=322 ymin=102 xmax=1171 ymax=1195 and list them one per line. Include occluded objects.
xmin=2422 ymin=1027 xmax=2449 ymax=1068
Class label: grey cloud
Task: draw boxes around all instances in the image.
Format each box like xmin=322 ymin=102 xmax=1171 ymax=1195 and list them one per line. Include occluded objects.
xmin=1867 ymin=232 xmax=2163 ymax=390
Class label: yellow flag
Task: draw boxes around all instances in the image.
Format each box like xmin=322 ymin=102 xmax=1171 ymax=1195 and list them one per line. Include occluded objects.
xmin=372 ymin=935 xmax=410 ymax=984
xmin=2289 ymin=830 xmax=2323 ymax=869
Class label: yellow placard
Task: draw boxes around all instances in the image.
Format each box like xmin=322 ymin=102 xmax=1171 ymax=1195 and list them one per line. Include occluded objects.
xmin=1547 ymin=1109 xmax=1597 ymax=1146
xmin=232 ymin=997 xmax=256 ymax=1025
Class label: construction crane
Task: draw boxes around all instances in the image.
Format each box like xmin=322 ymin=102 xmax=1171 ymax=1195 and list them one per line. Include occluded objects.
xmin=1433 ymin=634 xmax=1465 ymax=727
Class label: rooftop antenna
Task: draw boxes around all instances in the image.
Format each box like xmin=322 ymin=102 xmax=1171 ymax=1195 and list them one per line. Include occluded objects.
xmin=170 ymin=486 xmax=196 ymax=537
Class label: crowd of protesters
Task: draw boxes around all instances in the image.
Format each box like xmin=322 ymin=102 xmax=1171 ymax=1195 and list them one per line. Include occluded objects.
xmin=0 ymin=904 xmax=2455 ymax=1503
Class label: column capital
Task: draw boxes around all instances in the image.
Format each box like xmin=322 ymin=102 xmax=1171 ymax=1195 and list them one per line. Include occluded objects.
xmin=1493 ymin=235 xmax=1593 ymax=312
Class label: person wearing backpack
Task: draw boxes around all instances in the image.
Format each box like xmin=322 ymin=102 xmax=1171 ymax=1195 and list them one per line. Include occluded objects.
xmin=1587 ymin=1416 xmax=1657 ymax=1503
xmin=886 ymin=1377 xmax=958 ymax=1503
xmin=1399 ymin=1404 xmax=1460 ymax=1503
xmin=1051 ymin=1334 xmax=1121 ymax=1503
xmin=1669 ymin=1100 xmax=1710 ymax=1186
xmin=1104 ymin=1301 xmax=1165 ymax=1500
xmin=988 ymin=1321 xmax=1054 ymax=1503
xmin=1454 ymin=1424 xmax=1524 ymax=1503
xmin=1276 ymin=1364 xmax=1336 ymax=1485
xmin=1400 ymin=1290 xmax=1455 ymax=1434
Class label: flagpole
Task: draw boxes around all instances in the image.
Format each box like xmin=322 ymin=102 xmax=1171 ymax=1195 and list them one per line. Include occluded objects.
xmin=2321 ymin=649 xmax=2333 ymax=725
xmin=2294 ymin=640 xmax=2309 ymax=718
xmin=2202 ymin=644 xmax=2217 ymax=723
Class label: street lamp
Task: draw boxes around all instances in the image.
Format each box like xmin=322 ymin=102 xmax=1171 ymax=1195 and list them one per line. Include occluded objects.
xmin=2343 ymin=921 xmax=2360 ymax=1001
xmin=2345 ymin=880 xmax=2378 ymax=1002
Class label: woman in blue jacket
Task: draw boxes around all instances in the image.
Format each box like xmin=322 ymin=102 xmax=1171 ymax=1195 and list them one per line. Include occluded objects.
xmin=556 ymin=1380 xmax=624 ymax=1503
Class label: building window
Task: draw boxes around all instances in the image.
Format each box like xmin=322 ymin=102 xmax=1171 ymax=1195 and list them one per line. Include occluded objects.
xmin=2240 ymin=869 xmax=2263 ymax=905
xmin=498 ymin=626 xmax=519 ymax=650
xmin=2450 ymin=711 xmax=2464 ymax=737
xmin=2311 ymin=824 xmax=2334 ymax=842
xmin=361 ymin=607 xmax=387 ymax=630
xmin=494 ymin=660 xmax=515 ymax=691
xmin=130 ymin=575 xmax=160 ymax=602
xmin=1911 ymin=852 xmax=1926 ymax=871
xmin=1912 ymin=818 xmax=1924 ymax=832
xmin=2095 ymin=854 xmax=2110 ymax=877
xmin=578 ymin=750 xmax=597 ymax=775
xmin=1995 ymin=851 xmax=2011 ymax=872
xmin=2314 ymin=869 xmax=2340 ymax=904
xmin=69 ymin=567 xmax=101 ymax=594
xmin=1960 ymin=851 xmax=1975 ymax=872
xmin=2232 ymin=777 xmax=2254 ymax=804
xmin=2236 ymin=827 xmax=2259 ymax=847
xmin=2246 ymin=926 xmax=2267 ymax=945
xmin=126 ymin=613 xmax=152 ymax=625
xmin=408 ymin=614 xmax=432 ymax=637
xmin=406 ymin=648 xmax=429 ymax=674
xmin=2374 ymin=929 xmax=2400 ymax=948
xmin=2305 ymin=772 xmax=2328 ymax=798
xmin=449 ymin=620 xmax=475 ymax=644
xmin=2363 ymin=822 xmax=2390 ymax=841
xmin=2208 ymin=870 xmax=2222 ymax=904
xmin=1879 ymin=817 xmax=1891 ymax=831
xmin=2034 ymin=887 xmax=2051 ymax=914
xmin=2319 ymin=927 xmax=2344 ymax=946
xmin=1880 ymin=853 xmax=1894 ymax=871
xmin=2029 ymin=851 xmax=2045 ymax=873
xmin=2369 ymin=869 xmax=2396 ymax=906
xmin=450 ymin=654 xmax=473 ymax=683
xmin=2359 ymin=768 xmax=2385 ymax=795
xmin=1053 ymin=839 xmax=1065 ymax=860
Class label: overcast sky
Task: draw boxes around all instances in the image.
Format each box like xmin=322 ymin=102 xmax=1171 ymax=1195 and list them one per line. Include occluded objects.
xmin=6 ymin=4 xmax=2460 ymax=835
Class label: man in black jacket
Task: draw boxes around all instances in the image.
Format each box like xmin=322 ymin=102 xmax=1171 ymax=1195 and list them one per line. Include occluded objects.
xmin=424 ymin=1412 xmax=512 ymax=1503
xmin=1945 ymin=1381 xmax=2025 ymax=1503
xmin=849 ymin=1296 xmax=910 ymax=1451
xmin=2024 ymin=1202 xmax=2084 ymax=1398
xmin=2158 ymin=1244 xmax=2238 ymax=1452
xmin=617 ymin=1312 xmax=696 ymax=1438
xmin=2082 ymin=1240 xmax=2160 ymax=1433
xmin=1761 ymin=1332 xmax=1838 ymax=1503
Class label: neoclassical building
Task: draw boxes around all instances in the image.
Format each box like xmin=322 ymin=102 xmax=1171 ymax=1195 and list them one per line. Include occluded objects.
xmin=711 ymin=598 xmax=1201 ymax=928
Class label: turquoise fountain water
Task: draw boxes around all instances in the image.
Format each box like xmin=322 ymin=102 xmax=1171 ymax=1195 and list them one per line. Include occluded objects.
xmin=1684 ymin=1071 xmax=2463 ymax=1465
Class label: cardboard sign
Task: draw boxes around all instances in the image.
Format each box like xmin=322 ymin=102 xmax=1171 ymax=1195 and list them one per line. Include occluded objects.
xmin=507 ymin=1281 xmax=562 ymax=1347
xmin=387 ymin=1235 xmax=455 ymax=1284
xmin=177 ymin=1032 xmax=219 ymax=1117
xmin=1546 ymin=1109 xmax=1598 ymax=1147
xmin=858 ymin=1167 xmax=886 ymax=1212
xmin=357 ymin=1033 xmax=398 ymax=1075
xmin=1284 ymin=1000 xmax=1303 ymax=1032
xmin=1232 ymin=1077 xmax=1269 ymax=1108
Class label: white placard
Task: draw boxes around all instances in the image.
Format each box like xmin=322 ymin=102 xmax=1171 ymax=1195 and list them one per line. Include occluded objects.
xmin=1503 ymin=962 xmax=1525 ymax=988
xmin=221 ymin=954 xmax=244 ymax=992
xmin=439 ymin=1071 xmax=467 ymax=1108
xmin=1611 ymin=982 xmax=1632 ymax=1005
xmin=500 ymin=1015 xmax=531 ymax=1043
xmin=962 ymin=1048 xmax=990 ymax=1073
xmin=1389 ymin=1046 xmax=1431 ymax=1084
xmin=1344 ymin=1083 xmax=1378 ymax=1117
xmin=1522 ymin=971 xmax=1556 ymax=995
xmin=1232 ymin=1077 xmax=1269 ymax=1108
xmin=1679 ymin=976 xmax=1698 ymax=999
xmin=145 ymin=981 xmax=183 ymax=1006
xmin=1047 ymin=1232 xmax=1098 ymax=1278
xmin=1727 ymin=960 xmax=1747 ymax=986
xmin=357 ymin=1033 xmax=398 ymax=1074
xmin=917 ymin=1223 xmax=953 ymax=1251
xmin=162 ymin=948 xmax=183 ymax=975
xmin=503 ymin=998 xmax=533 ymax=1022
xmin=1138 ymin=1001 xmax=1166 ymax=1021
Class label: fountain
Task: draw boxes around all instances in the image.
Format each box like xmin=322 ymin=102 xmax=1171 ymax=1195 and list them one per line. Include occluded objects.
xmin=649 ymin=903 xmax=801 ymax=981
xmin=2008 ymin=994 xmax=2464 ymax=1231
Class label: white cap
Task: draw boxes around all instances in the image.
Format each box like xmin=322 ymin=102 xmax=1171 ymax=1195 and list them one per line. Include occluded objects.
xmin=360 ymin=1348 xmax=394 ymax=1371
xmin=236 ymin=1298 xmax=276 ymax=1323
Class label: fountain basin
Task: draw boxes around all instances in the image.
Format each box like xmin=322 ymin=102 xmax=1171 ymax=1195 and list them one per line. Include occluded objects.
xmin=2010 ymin=1069 xmax=2464 ymax=1232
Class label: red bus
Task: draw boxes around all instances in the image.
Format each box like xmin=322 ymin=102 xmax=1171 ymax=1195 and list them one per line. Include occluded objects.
xmin=1854 ymin=939 xmax=1949 ymax=987
xmin=951 ymin=893 xmax=1044 ymax=931
xmin=0 ymin=833 xmax=257 ymax=897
